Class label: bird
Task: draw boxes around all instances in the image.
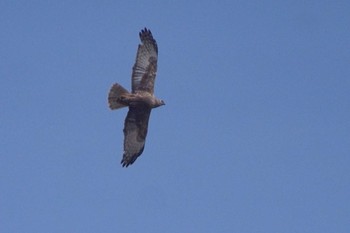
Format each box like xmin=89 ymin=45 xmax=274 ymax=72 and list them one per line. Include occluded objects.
xmin=108 ymin=28 xmax=165 ymax=167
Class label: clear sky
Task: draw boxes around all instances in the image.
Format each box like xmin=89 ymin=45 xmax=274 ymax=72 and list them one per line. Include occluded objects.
xmin=1 ymin=1 xmax=349 ymax=232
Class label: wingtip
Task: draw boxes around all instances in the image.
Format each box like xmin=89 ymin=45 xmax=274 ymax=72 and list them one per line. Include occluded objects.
xmin=141 ymin=27 xmax=151 ymax=33
xmin=121 ymin=159 xmax=131 ymax=168
xmin=121 ymin=148 xmax=144 ymax=168
xmin=138 ymin=27 xmax=157 ymax=53
xmin=139 ymin=27 xmax=152 ymax=37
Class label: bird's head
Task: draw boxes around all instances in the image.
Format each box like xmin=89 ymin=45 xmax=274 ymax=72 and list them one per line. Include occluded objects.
xmin=154 ymin=99 xmax=165 ymax=108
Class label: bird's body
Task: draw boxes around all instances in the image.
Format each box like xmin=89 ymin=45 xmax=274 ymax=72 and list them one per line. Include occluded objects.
xmin=108 ymin=28 xmax=164 ymax=167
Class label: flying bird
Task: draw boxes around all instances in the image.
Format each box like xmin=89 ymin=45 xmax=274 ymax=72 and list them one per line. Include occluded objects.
xmin=108 ymin=28 xmax=165 ymax=167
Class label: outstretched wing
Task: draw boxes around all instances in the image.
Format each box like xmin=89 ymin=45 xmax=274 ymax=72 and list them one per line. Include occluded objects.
xmin=121 ymin=103 xmax=152 ymax=167
xmin=131 ymin=28 xmax=158 ymax=94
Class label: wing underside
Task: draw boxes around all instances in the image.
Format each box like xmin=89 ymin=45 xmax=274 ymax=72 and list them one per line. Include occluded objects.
xmin=121 ymin=103 xmax=152 ymax=167
xmin=131 ymin=28 xmax=158 ymax=94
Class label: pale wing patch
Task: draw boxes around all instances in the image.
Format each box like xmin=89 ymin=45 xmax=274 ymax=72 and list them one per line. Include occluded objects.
xmin=132 ymin=46 xmax=149 ymax=87
xmin=123 ymin=130 xmax=145 ymax=163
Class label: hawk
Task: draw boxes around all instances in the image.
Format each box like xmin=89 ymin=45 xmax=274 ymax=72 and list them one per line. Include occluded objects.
xmin=108 ymin=28 xmax=165 ymax=167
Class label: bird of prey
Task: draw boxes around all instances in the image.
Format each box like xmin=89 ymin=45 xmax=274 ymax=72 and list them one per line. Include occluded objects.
xmin=108 ymin=28 xmax=165 ymax=167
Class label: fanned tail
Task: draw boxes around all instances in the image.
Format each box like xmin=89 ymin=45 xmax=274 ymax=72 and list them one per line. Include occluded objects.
xmin=108 ymin=83 xmax=129 ymax=110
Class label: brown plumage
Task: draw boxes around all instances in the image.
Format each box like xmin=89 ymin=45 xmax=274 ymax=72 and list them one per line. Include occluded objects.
xmin=108 ymin=28 xmax=165 ymax=167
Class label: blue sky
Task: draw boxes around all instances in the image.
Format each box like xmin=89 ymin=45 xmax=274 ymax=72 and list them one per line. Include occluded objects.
xmin=1 ymin=1 xmax=349 ymax=232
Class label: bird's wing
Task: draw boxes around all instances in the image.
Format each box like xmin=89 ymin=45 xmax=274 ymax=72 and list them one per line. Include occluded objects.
xmin=121 ymin=103 xmax=152 ymax=167
xmin=131 ymin=28 xmax=158 ymax=95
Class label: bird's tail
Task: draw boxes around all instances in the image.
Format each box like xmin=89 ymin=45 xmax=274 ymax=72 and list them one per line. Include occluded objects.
xmin=108 ymin=83 xmax=130 ymax=110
